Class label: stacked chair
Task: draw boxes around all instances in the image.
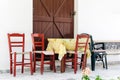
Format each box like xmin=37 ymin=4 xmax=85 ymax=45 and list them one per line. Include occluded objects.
xmin=90 ymin=35 xmax=108 ymax=71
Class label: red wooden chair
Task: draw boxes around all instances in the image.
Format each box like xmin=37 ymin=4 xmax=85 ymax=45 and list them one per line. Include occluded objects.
xmin=65 ymin=33 xmax=90 ymax=74
xmin=31 ymin=33 xmax=56 ymax=74
xmin=7 ymin=33 xmax=33 ymax=77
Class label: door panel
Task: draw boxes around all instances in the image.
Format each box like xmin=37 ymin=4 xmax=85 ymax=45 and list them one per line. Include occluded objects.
xmin=33 ymin=0 xmax=74 ymax=48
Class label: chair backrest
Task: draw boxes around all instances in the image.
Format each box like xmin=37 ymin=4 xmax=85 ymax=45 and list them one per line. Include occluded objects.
xmin=89 ymin=35 xmax=105 ymax=52
xmin=31 ymin=33 xmax=44 ymax=51
xmin=75 ymin=33 xmax=90 ymax=54
xmin=8 ymin=33 xmax=25 ymax=53
xmin=89 ymin=35 xmax=94 ymax=52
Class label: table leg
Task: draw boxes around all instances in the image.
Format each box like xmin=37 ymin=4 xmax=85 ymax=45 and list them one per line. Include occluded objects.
xmin=61 ymin=55 xmax=65 ymax=73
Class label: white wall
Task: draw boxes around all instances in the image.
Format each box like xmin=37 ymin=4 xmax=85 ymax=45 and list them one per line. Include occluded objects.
xmin=0 ymin=0 xmax=32 ymax=70
xmin=78 ymin=0 xmax=120 ymax=41
xmin=77 ymin=0 xmax=120 ymax=63
xmin=1 ymin=0 xmax=120 ymax=70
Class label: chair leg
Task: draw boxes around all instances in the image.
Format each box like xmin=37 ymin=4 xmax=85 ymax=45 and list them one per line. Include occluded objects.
xmin=50 ymin=56 xmax=53 ymax=70
xmin=82 ymin=54 xmax=87 ymax=70
xmin=104 ymin=54 xmax=108 ymax=69
xmin=21 ymin=54 xmax=24 ymax=73
xmin=100 ymin=54 xmax=105 ymax=68
xmin=64 ymin=54 xmax=67 ymax=69
xmin=102 ymin=60 xmax=105 ymax=68
xmin=52 ymin=55 xmax=56 ymax=72
xmin=33 ymin=53 xmax=36 ymax=72
xmin=41 ymin=53 xmax=44 ymax=75
xmin=72 ymin=58 xmax=74 ymax=69
xmin=30 ymin=52 xmax=33 ymax=75
xmin=10 ymin=54 xmax=12 ymax=74
xmin=101 ymin=54 xmax=108 ymax=69
xmin=91 ymin=53 xmax=96 ymax=71
xmin=84 ymin=54 xmax=87 ymax=68
xmin=80 ymin=54 xmax=84 ymax=69
xmin=14 ymin=53 xmax=16 ymax=77
xmin=74 ymin=54 xmax=77 ymax=74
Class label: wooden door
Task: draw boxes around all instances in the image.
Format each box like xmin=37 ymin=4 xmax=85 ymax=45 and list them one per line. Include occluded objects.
xmin=33 ymin=0 xmax=74 ymax=48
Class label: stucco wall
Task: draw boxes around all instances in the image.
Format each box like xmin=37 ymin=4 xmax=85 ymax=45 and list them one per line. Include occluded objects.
xmin=0 ymin=0 xmax=32 ymax=70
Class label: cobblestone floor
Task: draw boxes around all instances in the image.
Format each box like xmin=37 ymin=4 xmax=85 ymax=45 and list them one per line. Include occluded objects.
xmin=0 ymin=61 xmax=120 ymax=80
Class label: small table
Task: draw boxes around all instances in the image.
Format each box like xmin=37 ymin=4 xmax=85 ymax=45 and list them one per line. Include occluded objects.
xmin=46 ymin=38 xmax=91 ymax=73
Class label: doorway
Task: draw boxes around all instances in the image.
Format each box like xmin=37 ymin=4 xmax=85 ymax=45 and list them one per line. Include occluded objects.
xmin=33 ymin=0 xmax=74 ymax=48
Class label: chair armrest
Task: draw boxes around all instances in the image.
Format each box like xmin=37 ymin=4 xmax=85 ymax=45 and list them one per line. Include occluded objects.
xmin=94 ymin=42 xmax=105 ymax=50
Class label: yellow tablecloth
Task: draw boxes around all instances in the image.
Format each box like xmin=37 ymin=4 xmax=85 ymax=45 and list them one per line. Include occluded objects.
xmin=46 ymin=38 xmax=91 ymax=60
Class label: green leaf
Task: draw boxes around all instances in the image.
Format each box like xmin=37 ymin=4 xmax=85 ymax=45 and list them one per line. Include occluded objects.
xmin=95 ymin=75 xmax=102 ymax=80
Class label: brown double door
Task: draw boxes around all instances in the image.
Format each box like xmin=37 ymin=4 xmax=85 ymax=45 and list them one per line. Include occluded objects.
xmin=33 ymin=0 xmax=74 ymax=48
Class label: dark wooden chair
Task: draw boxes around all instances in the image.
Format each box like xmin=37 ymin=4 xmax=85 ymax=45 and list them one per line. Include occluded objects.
xmin=7 ymin=33 xmax=33 ymax=77
xmin=31 ymin=33 xmax=56 ymax=74
xmin=65 ymin=33 xmax=90 ymax=74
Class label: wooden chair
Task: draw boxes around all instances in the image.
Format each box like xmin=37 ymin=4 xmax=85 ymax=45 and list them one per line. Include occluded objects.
xmin=31 ymin=33 xmax=56 ymax=74
xmin=7 ymin=33 xmax=33 ymax=77
xmin=65 ymin=33 xmax=90 ymax=74
xmin=90 ymin=35 xmax=108 ymax=71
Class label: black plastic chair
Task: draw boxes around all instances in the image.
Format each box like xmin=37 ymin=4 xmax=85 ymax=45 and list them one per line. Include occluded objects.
xmin=90 ymin=35 xmax=108 ymax=71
